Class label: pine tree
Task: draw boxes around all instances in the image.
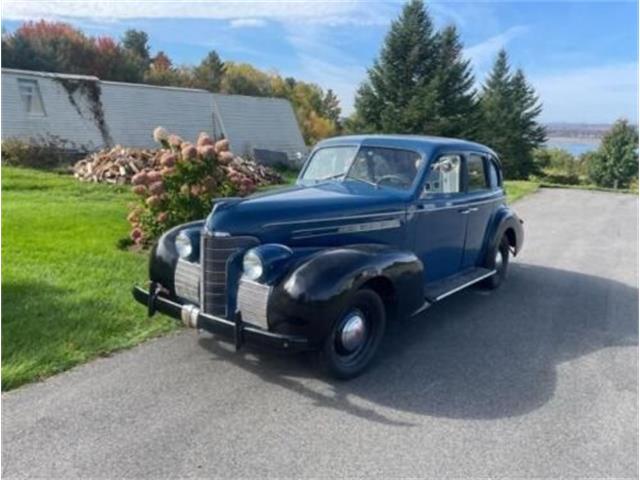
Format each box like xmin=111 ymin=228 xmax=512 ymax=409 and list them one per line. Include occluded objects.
xmin=192 ymin=50 xmax=226 ymax=92
xmin=425 ymin=25 xmax=478 ymax=138
xmin=321 ymin=89 xmax=341 ymax=123
xmin=588 ymin=119 xmax=638 ymax=188
xmin=509 ymin=69 xmax=546 ymax=178
xmin=353 ymin=0 xmax=438 ymax=133
xmin=479 ymin=49 xmax=546 ymax=179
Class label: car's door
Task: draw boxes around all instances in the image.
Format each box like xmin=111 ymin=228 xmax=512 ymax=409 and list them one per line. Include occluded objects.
xmin=411 ymin=153 xmax=469 ymax=284
xmin=460 ymin=152 xmax=505 ymax=268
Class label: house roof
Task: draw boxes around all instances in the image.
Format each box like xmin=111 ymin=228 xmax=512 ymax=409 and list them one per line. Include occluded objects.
xmin=212 ymin=93 xmax=306 ymax=160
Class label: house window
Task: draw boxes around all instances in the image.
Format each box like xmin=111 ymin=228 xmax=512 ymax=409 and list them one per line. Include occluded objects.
xmin=18 ymin=79 xmax=46 ymax=116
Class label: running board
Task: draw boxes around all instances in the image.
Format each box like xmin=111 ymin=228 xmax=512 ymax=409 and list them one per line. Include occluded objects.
xmin=424 ymin=267 xmax=496 ymax=302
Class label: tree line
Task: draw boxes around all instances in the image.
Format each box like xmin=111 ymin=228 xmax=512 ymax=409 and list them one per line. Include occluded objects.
xmin=3 ymin=2 xmax=637 ymax=185
xmin=1 ymin=21 xmax=341 ymax=145
xmin=349 ymin=0 xmax=546 ymax=179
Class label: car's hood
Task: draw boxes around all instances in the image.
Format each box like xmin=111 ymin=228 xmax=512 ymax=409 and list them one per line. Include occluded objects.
xmin=206 ymin=180 xmax=408 ymax=241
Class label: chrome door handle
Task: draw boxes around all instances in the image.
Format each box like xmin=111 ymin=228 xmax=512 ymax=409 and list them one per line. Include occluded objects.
xmin=458 ymin=207 xmax=479 ymax=215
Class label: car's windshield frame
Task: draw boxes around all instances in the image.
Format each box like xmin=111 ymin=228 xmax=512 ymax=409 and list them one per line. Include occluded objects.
xmin=298 ymin=144 xmax=426 ymax=193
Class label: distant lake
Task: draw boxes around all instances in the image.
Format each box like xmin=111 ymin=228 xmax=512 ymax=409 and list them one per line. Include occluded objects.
xmin=545 ymin=137 xmax=600 ymax=156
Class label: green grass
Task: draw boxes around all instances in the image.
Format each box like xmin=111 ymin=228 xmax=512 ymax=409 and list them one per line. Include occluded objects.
xmin=2 ymin=167 xmax=175 ymax=390
xmin=539 ymin=181 xmax=638 ymax=195
xmin=504 ymin=180 xmax=540 ymax=203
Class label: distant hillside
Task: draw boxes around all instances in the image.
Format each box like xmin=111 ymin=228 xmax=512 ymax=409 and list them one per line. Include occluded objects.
xmin=545 ymin=123 xmax=613 ymax=140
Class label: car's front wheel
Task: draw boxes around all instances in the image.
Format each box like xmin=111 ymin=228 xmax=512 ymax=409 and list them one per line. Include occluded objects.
xmin=317 ymin=288 xmax=386 ymax=380
xmin=482 ymin=236 xmax=510 ymax=289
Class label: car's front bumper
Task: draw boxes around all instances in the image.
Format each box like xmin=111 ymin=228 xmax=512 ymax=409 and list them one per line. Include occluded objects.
xmin=132 ymin=285 xmax=310 ymax=352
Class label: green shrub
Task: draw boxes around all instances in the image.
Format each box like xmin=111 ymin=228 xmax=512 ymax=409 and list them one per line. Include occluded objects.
xmin=538 ymin=168 xmax=581 ymax=185
xmin=127 ymin=128 xmax=257 ymax=245
xmin=1 ymin=136 xmax=80 ymax=169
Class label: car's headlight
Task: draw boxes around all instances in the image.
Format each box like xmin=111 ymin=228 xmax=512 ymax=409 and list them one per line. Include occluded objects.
xmin=243 ymin=249 xmax=263 ymax=280
xmin=175 ymin=231 xmax=193 ymax=259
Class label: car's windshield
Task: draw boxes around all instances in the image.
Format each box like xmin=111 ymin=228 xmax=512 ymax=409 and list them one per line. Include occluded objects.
xmin=299 ymin=146 xmax=358 ymax=182
xmin=300 ymin=145 xmax=423 ymax=191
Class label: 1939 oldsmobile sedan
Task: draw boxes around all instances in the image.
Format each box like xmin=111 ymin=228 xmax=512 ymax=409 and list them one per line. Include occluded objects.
xmin=133 ymin=135 xmax=524 ymax=378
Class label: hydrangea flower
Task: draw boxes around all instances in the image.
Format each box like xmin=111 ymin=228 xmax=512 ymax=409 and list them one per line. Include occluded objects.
xmin=153 ymin=126 xmax=169 ymax=143
xmin=168 ymin=134 xmax=183 ymax=148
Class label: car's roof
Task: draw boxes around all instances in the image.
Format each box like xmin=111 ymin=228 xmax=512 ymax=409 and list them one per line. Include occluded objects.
xmin=315 ymin=134 xmax=498 ymax=158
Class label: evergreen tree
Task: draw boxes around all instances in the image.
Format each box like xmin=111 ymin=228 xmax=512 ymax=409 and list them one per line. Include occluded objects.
xmin=353 ymin=0 xmax=438 ymax=132
xmin=588 ymin=119 xmax=638 ymax=188
xmin=321 ymin=89 xmax=341 ymax=123
xmin=425 ymin=25 xmax=478 ymax=138
xmin=122 ymin=29 xmax=150 ymax=64
xmin=478 ymin=49 xmax=546 ymax=179
xmin=508 ymin=69 xmax=546 ymax=177
xmin=192 ymin=50 xmax=226 ymax=92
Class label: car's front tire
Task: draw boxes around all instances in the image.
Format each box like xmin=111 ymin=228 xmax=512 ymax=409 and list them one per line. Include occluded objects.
xmin=482 ymin=236 xmax=510 ymax=289
xmin=317 ymin=288 xmax=386 ymax=380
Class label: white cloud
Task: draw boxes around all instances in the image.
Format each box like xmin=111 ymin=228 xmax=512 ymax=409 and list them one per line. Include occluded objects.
xmin=464 ymin=25 xmax=529 ymax=73
xmin=1 ymin=1 xmax=392 ymax=26
xmin=530 ymin=63 xmax=639 ymax=123
xmin=228 ymin=18 xmax=266 ymax=28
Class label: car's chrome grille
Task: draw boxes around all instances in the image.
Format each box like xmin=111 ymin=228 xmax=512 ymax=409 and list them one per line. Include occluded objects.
xmin=201 ymin=234 xmax=259 ymax=317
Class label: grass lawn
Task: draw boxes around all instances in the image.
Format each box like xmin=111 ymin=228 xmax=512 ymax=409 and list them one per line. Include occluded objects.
xmin=504 ymin=180 xmax=540 ymax=203
xmin=2 ymin=167 xmax=175 ymax=390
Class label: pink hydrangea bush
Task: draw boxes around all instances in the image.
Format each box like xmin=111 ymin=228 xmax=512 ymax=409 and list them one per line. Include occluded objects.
xmin=128 ymin=128 xmax=258 ymax=245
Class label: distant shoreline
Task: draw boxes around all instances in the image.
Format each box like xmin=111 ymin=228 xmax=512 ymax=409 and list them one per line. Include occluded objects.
xmin=546 ymin=136 xmax=601 ymax=145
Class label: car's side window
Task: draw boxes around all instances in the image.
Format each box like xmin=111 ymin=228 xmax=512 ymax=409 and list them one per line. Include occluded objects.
xmin=466 ymin=154 xmax=489 ymax=193
xmin=422 ymin=155 xmax=462 ymax=196
xmin=487 ymin=158 xmax=501 ymax=190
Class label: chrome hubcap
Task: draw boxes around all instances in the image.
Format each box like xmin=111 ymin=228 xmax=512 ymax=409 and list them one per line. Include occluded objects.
xmin=340 ymin=311 xmax=367 ymax=352
xmin=495 ymin=250 xmax=504 ymax=270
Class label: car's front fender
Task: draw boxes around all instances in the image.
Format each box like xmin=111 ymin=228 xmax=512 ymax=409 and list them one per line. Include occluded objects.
xmin=149 ymin=220 xmax=204 ymax=294
xmin=267 ymin=244 xmax=424 ymax=346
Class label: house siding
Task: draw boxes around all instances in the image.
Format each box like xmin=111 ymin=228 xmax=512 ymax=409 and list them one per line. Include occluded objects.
xmin=2 ymin=70 xmax=104 ymax=150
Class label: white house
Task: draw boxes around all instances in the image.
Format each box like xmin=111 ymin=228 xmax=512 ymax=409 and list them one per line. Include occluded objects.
xmin=1 ymin=68 xmax=307 ymax=164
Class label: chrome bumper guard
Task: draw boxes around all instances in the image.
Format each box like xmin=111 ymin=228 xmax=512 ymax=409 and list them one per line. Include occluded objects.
xmin=132 ymin=285 xmax=309 ymax=352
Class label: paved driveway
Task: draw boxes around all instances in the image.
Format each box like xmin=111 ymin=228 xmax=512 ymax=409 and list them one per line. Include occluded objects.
xmin=3 ymin=188 xmax=638 ymax=478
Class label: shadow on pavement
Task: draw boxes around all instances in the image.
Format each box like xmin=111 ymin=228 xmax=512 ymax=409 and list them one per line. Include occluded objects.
xmin=198 ymin=263 xmax=638 ymax=424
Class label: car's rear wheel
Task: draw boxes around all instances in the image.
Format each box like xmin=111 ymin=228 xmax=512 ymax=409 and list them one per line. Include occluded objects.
xmin=317 ymin=288 xmax=386 ymax=380
xmin=482 ymin=236 xmax=510 ymax=289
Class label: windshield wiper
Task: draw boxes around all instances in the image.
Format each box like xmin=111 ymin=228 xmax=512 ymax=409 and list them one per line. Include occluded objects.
xmin=317 ymin=173 xmax=346 ymax=182
xmin=345 ymin=175 xmax=378 ymax=188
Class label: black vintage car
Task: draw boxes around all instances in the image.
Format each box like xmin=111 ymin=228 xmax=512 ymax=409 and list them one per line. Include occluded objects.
xmin=133 ymin=135 xmax=524 ymax=378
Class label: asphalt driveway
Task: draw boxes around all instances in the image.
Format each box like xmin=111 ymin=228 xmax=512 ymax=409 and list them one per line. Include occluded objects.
xmin=2 ymin=188 xmax=638 ymax=478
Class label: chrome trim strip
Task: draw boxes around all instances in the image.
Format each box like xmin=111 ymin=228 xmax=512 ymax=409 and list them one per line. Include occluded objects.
xmin=435 ymin=269 xmax=497 ymax=301
xmin=414 ymin=196 xmax=504 ymax=214
xmin=263 ymin=210 xmax=406 ymax=229
xmin=292 ymin=218 xmax=402 ymax=239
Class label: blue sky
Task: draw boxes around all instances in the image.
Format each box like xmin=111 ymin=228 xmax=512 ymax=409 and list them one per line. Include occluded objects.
xmin=2 ymin=1 xmax=638 ymax=123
